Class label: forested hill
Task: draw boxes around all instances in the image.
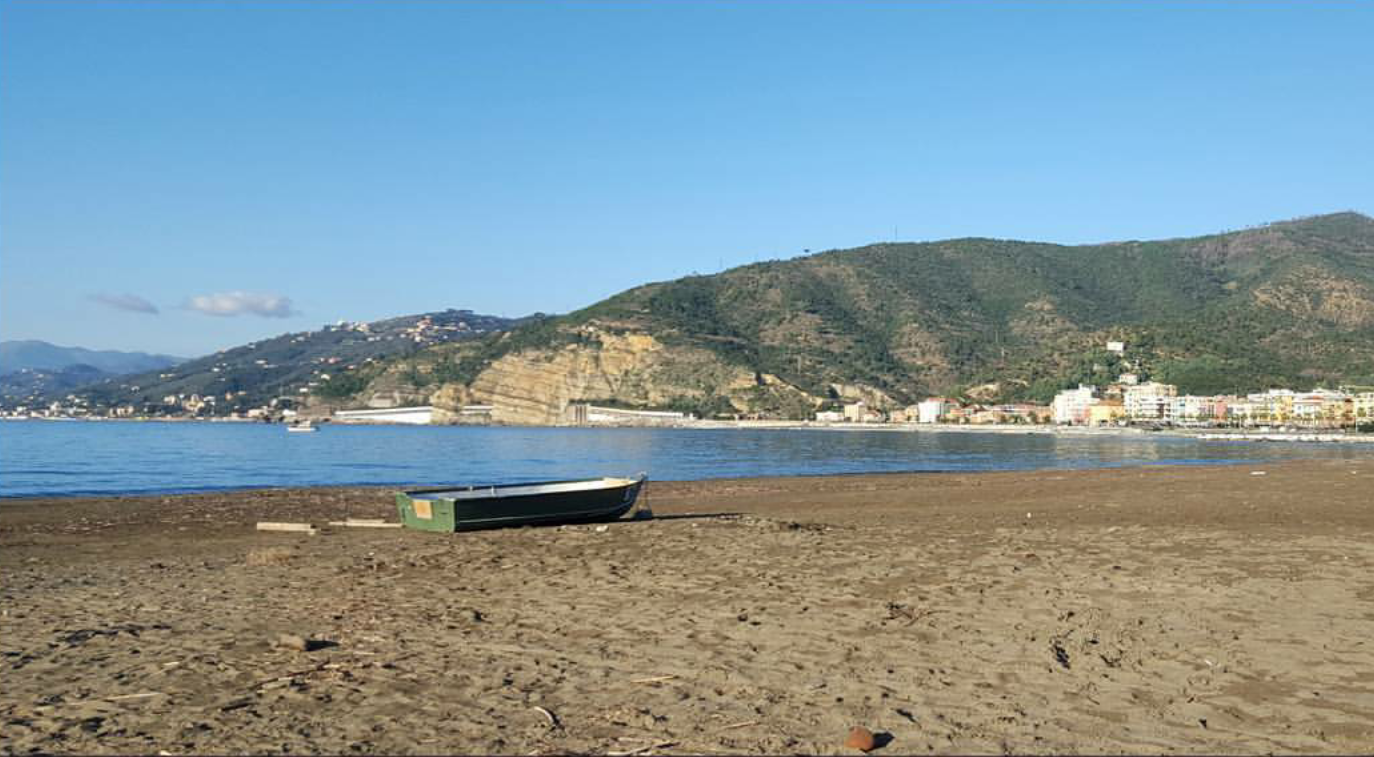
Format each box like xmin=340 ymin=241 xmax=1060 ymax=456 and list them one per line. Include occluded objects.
xmin=38 ymin=309 xmax=521 ymax=413
xmin=389 ymin=212 xmax=1374 ymax=414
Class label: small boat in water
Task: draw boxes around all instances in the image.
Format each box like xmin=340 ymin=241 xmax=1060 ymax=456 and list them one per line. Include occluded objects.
xmin=287 ymin=420 xmax=317 ymax=433
xmin=396 ymin=475 xmax=647 ymax=532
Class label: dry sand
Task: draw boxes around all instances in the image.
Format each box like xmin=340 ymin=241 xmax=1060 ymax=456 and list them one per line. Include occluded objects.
xmin=2 ymin=459 xmax=1373 ymax=754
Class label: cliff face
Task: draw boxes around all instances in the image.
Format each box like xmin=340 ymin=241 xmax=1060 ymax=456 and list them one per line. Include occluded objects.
xmin=426 ymin=327 xmax=831 ymax=424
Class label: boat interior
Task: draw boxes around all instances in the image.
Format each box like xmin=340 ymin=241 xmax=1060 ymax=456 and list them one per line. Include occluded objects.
xmin=414 ymin=477 xmax=639 ymax=500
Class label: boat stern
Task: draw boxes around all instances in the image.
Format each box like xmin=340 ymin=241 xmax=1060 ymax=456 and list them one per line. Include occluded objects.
xmin=396 ymin=492 xmax=456 ymax=532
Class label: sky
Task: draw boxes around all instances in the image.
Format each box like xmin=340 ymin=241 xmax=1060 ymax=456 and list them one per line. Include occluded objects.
xmin=2 ymin=1 xmax=1371 ymax=357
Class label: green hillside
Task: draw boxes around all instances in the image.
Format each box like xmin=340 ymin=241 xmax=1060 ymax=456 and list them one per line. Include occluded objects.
xmin=396 ymin=212 xmax=1374 ymax=411
xmin=37 ymin=310 xmax=521 ymax=415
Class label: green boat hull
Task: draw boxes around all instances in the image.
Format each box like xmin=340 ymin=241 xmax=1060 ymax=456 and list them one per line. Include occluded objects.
xmin=396 ymin=476 xmax=646 ymax=533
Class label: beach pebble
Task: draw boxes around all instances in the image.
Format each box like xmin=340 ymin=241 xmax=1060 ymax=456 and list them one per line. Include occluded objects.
xmin=274 ymin=633 xmax=310 ymax=651
xmin=844 ymin=726 xmax=876 ymax=752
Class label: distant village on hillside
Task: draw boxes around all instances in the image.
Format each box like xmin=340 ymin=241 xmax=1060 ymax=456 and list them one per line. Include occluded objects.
xmin=827 ymin=340 xmax=1374 ymax=431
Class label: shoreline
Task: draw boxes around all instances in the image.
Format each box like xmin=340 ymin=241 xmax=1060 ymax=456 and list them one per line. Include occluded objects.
xmin=1 ymin=455 xmax=1364 ymax=515
xmin=9 ymin=415 xmax=1373 ymax=444
xmin=1 ymin=451 xmax=1365 ymax=503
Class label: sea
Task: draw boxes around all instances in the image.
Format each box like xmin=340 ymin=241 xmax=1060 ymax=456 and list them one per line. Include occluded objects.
xmin=1 ymin=420 xmax=1370 ymax=499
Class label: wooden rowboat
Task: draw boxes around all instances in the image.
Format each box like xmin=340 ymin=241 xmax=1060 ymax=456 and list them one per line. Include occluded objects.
xmin=395 ymin=475 xmax=647 ymax=532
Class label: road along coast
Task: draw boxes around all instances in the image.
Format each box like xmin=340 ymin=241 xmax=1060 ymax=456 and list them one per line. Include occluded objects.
xmin=3 ymin=460 xmax=1373 ymax=754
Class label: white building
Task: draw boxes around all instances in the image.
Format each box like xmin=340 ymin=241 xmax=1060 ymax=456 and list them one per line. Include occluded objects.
xmin=1125 ymin=382 xmax=1178 ymax=422
xmin=1106 ymin=341 xmax=1126 ymax=354
xmin=583 ymin=405 xmax=690 ymax=426
xmin=1173 ymin=395 xmax=1229 ymax=425
xmin=1052 ymin=385 xmax=1098 ymax=425
xmin=333 ymin=406 xmax=435 ymax=424
xmin=917 ymin=398 xmax=958 ymax=424
xmin=815 ymin=410 xmax=844 ymax=423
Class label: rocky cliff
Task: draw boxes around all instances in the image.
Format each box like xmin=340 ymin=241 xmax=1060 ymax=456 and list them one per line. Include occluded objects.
xmin=424 ymin=326 xmax=838 ymax=424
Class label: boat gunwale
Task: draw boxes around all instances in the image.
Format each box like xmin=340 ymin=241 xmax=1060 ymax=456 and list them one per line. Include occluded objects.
xmin=403 ymin=476 xmax=641 ymax=502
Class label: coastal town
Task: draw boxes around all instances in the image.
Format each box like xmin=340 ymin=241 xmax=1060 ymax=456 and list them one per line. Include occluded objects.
xmin=834 ymin=381 xmax=1374 ymax=431
xmin=8 ymin=367 xmax=1373 ymax=433
xmin=820 ymin=343 xmax=1374 ymax=431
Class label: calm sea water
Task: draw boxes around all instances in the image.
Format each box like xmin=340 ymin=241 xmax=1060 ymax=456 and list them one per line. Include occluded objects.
xmin=0 ymin=420 xmax=1368 ymax=498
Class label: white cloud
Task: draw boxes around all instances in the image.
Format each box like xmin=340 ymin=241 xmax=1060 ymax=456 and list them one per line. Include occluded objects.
xmin=184 ymin=291 xmax=297 ymax=318
xmin=90 ymin=292 xmax=159 ymax=314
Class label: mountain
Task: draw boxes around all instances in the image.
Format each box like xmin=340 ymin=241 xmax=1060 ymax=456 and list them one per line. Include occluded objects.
xmin=342 ymin=212 xmax=1374 ymax=423
xmin=51 ymin=309 xmax=522 ymax=414
xmin=0 ymin=340 xmax=183 ymax=376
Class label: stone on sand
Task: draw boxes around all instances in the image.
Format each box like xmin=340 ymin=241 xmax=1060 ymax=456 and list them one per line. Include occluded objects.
xmin=844 ymin=725 xmax=876 ymax=752
xmin=274 ymin=633 xmax=310 ymax=651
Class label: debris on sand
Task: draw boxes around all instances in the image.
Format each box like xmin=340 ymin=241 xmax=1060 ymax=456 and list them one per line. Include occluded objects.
xmin=1052 ymin=640 xmax=1072 ymax=669
xmin=273 ymin=633 xmax=335 ymax=652
xmin=845 ymin=725 xmax=876 ymax=752
xmin=327 ymin=519 xmax=402 ymax=528
xmin=246 ymin=547 xmax=295 ymax=566
xmin=255 ymin=522 xmax=318 ymax=535
xmin=532 ymin=705 xmax=560 ymax=730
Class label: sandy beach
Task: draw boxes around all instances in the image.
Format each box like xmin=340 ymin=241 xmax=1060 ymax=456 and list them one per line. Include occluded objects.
xmin=3 ymin=459 xmax=1373 ymax=754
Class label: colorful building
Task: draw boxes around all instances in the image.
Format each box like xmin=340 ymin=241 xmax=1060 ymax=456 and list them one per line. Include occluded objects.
xmin=1088 ymin=399 xmax=1126 ymax=426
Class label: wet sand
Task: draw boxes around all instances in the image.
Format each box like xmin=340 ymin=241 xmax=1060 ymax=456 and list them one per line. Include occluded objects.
xmin=3 ymin=459 xmax=1373 ymax=754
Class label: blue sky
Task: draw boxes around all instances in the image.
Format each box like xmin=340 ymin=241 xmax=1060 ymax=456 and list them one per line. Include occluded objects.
xmin=2 ymin=1 xmax=1371 ymax=357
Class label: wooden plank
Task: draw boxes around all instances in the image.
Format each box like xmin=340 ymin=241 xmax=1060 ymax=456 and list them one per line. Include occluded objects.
xmin=326 ymin=520 xmax=403 ymax=528
xmin=256 ymin=522 xmax=318 ymax=534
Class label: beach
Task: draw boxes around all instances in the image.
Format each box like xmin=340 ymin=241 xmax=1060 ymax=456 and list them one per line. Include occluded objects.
xmin=3 ymin=460 xmax=1373 ymax=754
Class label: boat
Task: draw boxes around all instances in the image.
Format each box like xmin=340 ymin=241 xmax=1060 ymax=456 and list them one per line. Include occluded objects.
xmin=396 ymin=474 xmax=647 ymax=532
xmin=287 ymin=420 xmax=317 ymax=433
